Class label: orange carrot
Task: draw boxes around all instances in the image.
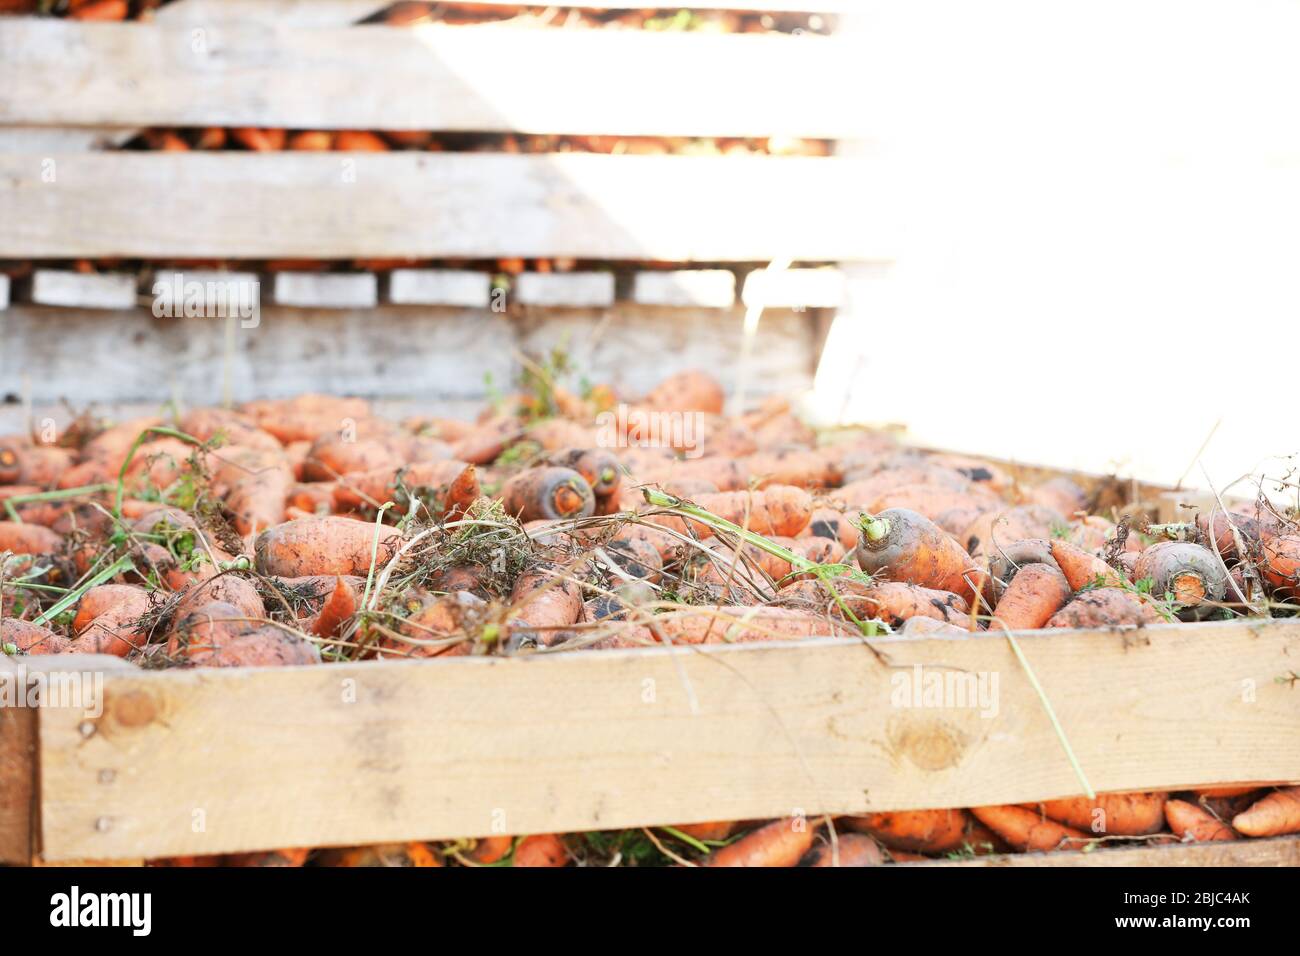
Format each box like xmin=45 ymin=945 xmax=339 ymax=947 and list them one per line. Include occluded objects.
xmin=990 ymin=563 xmax=1070 ymax=631
xmin=288 ymin=130 xmax=335 ymax=151
xmin=741 ymin=447 xmax=841 ymax=489
xmin=856 ymin=508 xmax=986 ymax=605
xmin=373 ymin=591 xmax=483 ymax=659
xmin=1035 ymin=792 xmax=1167 ymax=836
xmin=334 ymin=459 xmax=477 ymax=514
xmin=230 ymin=127 xmax=287 ymax=151
xmin=1165 ymin=800 xmax=1239 ymax=842
xmin=469 ymin=835 xmax=514 ymax=864
xmin=963 ymin=505 xmax=1066 ymax=559
xmin=798 ymin=833 xmax=884 ymax=867
xmin=255 ymin=516 xmax=402 ymax=577
xmin=68 ymin=0 xmax=127 ymax=20
xmin=841 ymin=809 xmax=970 ymax=854
xmin=1049 ymin=538 xmax=1126 ymax=591
xmin=310 ymin=576 xmax=358 ymax=638
xmin=705 ymin=818 xmax=817 ymax=867
xmin=173 ymin=574 xmax=265 ymax=623
xmin=1231 ymin=786 xmax=1300 ymax=836
xmin=194 ymin=127 xmax=227 ymax=150
xmin=970 ymin=804 xmax=1091 ymax=852
xmin=1260 ymin=534 xmax=1300 ymax=597
xmin=639 ymin=369 xmax=724 ymax=415
xmin=507 ymin=563 xmax=585 ymax=647
xmin=0 ymin=440 xmax=73 ymax=486
xmin=1046 ymin=588 xmax=1163 ymax=628
xmin=70 ymin=584 xmax=154 ymax=657
xmin=512 ymin=834 xmax=568 ymax=867
xmin=1028 ymin=476 xmax=1087 ymax=518
xmin=669 ymin=821 xmax=737 ymax=843
xmin=848 ymin=581 xmax=972 ymax=631
xmin=0 ymin=521 xmax=61 ymax=555
xmin=373 ymin=0 xmax=434 ymax=25
xmin=1 ymin=619 xmax=71 ymax=655
xmin=334 ymin=130 xmax=391 ymax=152
xmin=168 ymin=604 xmax=320 ymax=668
xmin=223 ymin=457 xmax=294 ymax=537
xmin=500 ymin=467 xmax=595 ymax=522
xmin=1132 ymin=541 xmax=1227 ymax=618
xmin=317 ymin=843 xmax=440 ymax=867
xmin=655 ymin=485 xmax=813 ymax=540
xmin=551 ymin=448 xmax=622 ymax=500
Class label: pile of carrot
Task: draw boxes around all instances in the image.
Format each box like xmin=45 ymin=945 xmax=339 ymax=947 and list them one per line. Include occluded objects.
xmin=0 ymin=1 xmax=826 ymax=32
xmin=2 ymin=366 xmax=1297 ymax=866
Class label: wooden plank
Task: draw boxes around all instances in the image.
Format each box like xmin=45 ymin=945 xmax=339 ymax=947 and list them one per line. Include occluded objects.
xmin=513 ymin=272 xmax=615 ymax=307
xmin=1 ymin=654 xmax=132 ymax=865
xmin=0 ymin=153 xmax=885 ymax=261
xmin=0 ymin=127 xmax=137 ymax=152
xmin=0 ymin=20 xmax=866 ymax=138
xmin=36 ymin=620 xmax=1300 ymax=861
xmin=148 ymin=270 xmax=261 ymax=318
xmin=0 ymin=655 xmax=36 ymax=865
xmin=273 ymin=272 xmax=379 ymax=309
xmin=922 ymin=835 xmax=1300 ymax=868
xmin=387 ymin=269 xmax=491 ymax=307
xmin=29 ymin=270 xmax=138 ymax=310
xmin=632 ymin=269 xmax=736 ymax=307
xmin=0 ymin=275 xmax=8 ymax=311
xmin=0 ymin=302 xmax=812 ymax=407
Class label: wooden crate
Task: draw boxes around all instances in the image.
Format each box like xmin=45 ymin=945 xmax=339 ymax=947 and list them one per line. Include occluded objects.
xmin=0 ymin=11 xmax=882 ymax=261
xmin=0 ymin=3 xmax=875 ymax=409
xmin=2 ymin=619 xmax=1298 ymax=865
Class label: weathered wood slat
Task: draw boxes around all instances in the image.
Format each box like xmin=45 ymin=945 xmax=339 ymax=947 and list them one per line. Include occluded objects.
xmin=0 ymin=303 xmax=816 ymax=406
xmin=0 ymin=153 xmax=884 ymax=260
xmin=36 ymin=621 xmax=1300 ymax=861
xmin=1 ymin=655 xmax=134 ymax=865
xmin=0 ymin=20 xmax=865 ymax=137
xmin=922 ymin=835 xmax=1300 ymax=868
xmin=0 ymin=655 xmax=36 ymax=865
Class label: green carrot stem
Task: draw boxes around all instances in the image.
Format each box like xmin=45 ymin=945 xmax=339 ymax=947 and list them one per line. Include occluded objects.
xmin=31 ymin=555 xmax=136 ymax=627
xmin=113 ymin=426 xmax=205 ymax=519
xmin=5 ymin=483 xmax=118 ymax=523
xmin=659 ymin=826 xmax=710 ymax=854
xmin=641 ymin=488 xmax=879 ymax=636
xmin=360 ymin=502 xmax=397 ymax=610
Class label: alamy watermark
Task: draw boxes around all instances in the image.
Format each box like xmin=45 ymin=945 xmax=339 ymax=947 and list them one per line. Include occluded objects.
xmin=891 ymin=665 xmax=1000 ymax=718
xmin=151 ymin=272 xmax=260 ymax=328
xmin=0 ymin=665 xmax=104 ymax=718
xmin=595 ymin=404 xmax=705 ymax=458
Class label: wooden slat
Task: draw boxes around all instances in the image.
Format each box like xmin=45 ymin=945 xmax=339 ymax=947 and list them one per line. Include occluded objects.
xmin=922 ymin=835 xmax=1300 ymax=868
xmin=1 ymin=654 xmax=134 ymax=865
xmin=0 ymin=655 xmax=36 ymax=865
xmin=0 ymin=153 xmax=884 ymax=260
xmin=0 ymin=302 xmax=815 ymax=407
xmin=36 ymin=620 xmax=1300 ymax=861
xmin=0 ymin=20 xmax=866 ymax=138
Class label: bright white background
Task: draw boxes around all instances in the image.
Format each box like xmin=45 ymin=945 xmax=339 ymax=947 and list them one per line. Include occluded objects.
xmin=810 ymin=0 xmax=1299 ymax=500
